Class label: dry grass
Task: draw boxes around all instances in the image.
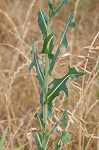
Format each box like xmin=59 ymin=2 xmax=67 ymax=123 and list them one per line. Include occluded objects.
xmin=0 ymin=0 xmax=99 ymax=150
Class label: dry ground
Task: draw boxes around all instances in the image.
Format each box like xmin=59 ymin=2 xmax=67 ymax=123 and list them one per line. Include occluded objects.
xmin=0 ymin=0 xmax=99 ymax=150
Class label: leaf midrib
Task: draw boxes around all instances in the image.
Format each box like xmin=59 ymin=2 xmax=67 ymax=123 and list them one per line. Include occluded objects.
xmin=60 ymin=14 xmax=73 ymax=46
xmin=40 ymin=9 xmax=47 ymax=32
xmin=47 ymin=73 xmax=81 ymax=100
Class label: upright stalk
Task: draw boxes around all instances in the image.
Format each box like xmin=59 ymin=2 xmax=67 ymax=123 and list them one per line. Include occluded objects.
xmin=43 ymin=2 xmax=53 ymax=146
xmin=43 ymin=18 xmax=51 ymax=147
xmin=43 ymin=54 xmax=49 ymax=126
xmin=29 ymin=1 xmax=85 ymax=149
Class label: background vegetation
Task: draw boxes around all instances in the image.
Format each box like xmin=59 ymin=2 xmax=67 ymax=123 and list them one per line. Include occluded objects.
xmin=0 ymin=0 xmax=99 ymax=149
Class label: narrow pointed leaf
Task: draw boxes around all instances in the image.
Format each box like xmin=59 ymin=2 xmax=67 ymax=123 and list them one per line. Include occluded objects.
xmin=49 ymin=13 xmax=76 ymax=75
xmin=49 ymin=0 xmax=68 ymax=18
xmin=49 ymin=109 xmax=67 ymax=135
xmin=60 ymin=132 xmax=69 ymax=142
xmin=43 ymin=135 xmax=49 ymax=150
xmin=42 ymin=34 xmax=54 ymax=55
xmin=29 ymin=43 xmax=44 ymax=89
xmin=60 ymin=13 xmax=76 ymax=48
xmin=34 ymin=132 xmax=43 ymax=150
xmin=49 ymin=47 xmax=60 ymax=75
xmin=34 ymin=113 xmax=45 ymax=132
xmin=55 ymin=139 xmax=61 ymax=150
xmin=60 ymin=33 xmax=68 ymax=48
xmin=61 ymin=109 xmax=67 ymax=129
xmin=55 ymin=132 xmax=69 ymax=150
xmin=47 ymin=66 xmax=85 ymax=104
xmin=48 ymin=102 xmax=53 ymax=117
xmin=48 ymin=53 xmax=54 ymax=60
xmin=48 ymin=0 xmax=54 ymax=14
xmin=0 ymin=128 xmax=8 ymax=150
xmin=38 ymin=9 xmax=48 ymax=40
xmin=40 ymin=91 xmax=52 ymax=118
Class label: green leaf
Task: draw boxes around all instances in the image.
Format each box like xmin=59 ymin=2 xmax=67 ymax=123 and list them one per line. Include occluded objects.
xmin=41 ymin=91 xmax=53 ymax=117
xmin=49 ymin=47 xmax=60 ymax=75
xmin=34 ymin=113 xmax=45 ymax=132
xmin=0 ymin=128 xmax=8 ymax=150
xmin=60 ymin=32 xmax=68 ymax=48
xmin=55 ymin=139 xmax=61 ymax=150
xmin=38 ymin=9 xmax=49 ymax=40
xmin=60 ymin=132 xmax=69 ymax=142
xmin=48 ymin=103 xmax=53 ymax=117
xmin=55 ymin=132 xmax=69 ymax=150
xmin=49 ymin=13 xmax=76 ymax=75
xmin=48 ymin=53 xmax=54 ymax=61
xmin=61 ymin=110 xmax=67 ymax=129
xmin=60 ymin=13 xmax=76 ymax=48
xmin=34 ymin=132 xmax=43 ymax=150
xmin=34 ymin=114 xmax=49 ymax=149
xmin=45 ymin=110 xmax=67 ymax=149
xmin=29 ymin=43 xmax=44 ymax=89
xmin=43 ymin=135 xmax=49 ymax=150
xmin=48 ymin=0 xmax=54 ymax=15
xmin=49 ymin=109 xmax=67 ymax=135
xmin=49 ymin=0 xmax=68 ymax=18
xmin=47 ymin=66 xmax=85 ymax=104
xmin=42 ymin=34 xmax=54 ymax=55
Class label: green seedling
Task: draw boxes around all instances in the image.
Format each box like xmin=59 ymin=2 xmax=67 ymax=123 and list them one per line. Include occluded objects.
xmin=0 ymin=128 xmax=8 ymax=150
xmin=29 ymin=0 xmax=85 ymax=149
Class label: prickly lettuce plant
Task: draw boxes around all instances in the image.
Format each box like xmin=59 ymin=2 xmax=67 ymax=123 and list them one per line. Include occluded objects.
xmin=29 ymin=0 xmax=85 ymax=149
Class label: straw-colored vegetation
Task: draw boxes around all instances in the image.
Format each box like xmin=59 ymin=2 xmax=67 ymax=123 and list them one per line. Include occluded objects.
xmin=0 ymin=0 xmax=99 ymax=149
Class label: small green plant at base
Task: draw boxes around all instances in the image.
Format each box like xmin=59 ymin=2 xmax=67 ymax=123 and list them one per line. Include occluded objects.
xmin=29 ymin=0 xmax=85 ymax=149
xmin=0 ymin=128 xmax=8 ymax=150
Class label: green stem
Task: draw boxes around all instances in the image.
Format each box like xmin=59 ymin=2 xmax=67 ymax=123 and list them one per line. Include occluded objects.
xmin=43 ymin=54 xmax=49 ymax=126
xmin=42 ymin=54 xmax=49 ymax=150
xmin=42 ymin=20 xmax=51 ymax=150
xmin=42 ymin=1 xmax=52 ymax=148
xmin=43 ymin=21 xmax=50 ymax=126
